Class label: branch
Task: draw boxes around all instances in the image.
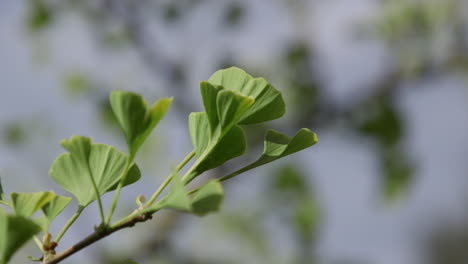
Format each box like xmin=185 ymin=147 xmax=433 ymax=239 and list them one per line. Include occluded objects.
xmin=42 ymin=213 xmax=153 ymax=264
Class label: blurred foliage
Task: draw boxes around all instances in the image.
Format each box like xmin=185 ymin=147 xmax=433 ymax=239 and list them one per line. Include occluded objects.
xmin=63 ymin=73 xmax=92 ymax=96
xmin=223 ymin=2 xmax=245 ymax=27
xmin=3 ymin=121 xmax=27 ymax=146
xmin=27 ymin=0 xmax=53 ymax=32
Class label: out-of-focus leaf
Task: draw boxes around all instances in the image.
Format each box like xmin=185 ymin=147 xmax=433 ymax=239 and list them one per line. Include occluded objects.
xmin=191 ymin=180 xmax=224 ymax=216
xmin=0 ymin=209 xmax=41 ymax=264
xmin=294 ymin=198 xmax=320 ymax=241
xmin=0 ymin=177 xmax=5 ymax=202
xmin=27 ymin=0 xmax=52 ymax=32
xmin=272 ymin=165 xmax=307 ymax=195
xmin=49 ymin=136 xmax=141 ymax=207
xmin=11 ymin=192 xmax=55 ymax=218
xmin=223 ymin=2 xmax=245 ymax=27
xmin=208 ymin=67 xmax=285 ymax=124
xmin=110 ymin=91 xmax=172 ymax=158
xmin=3 ymin=122 xmax=26 ymax=146
xmin=357 ymin=100 xmax=402 ymax=147
xmin=382 ymin=150 xmax=414 ymax=201
xmin=162 ymin=3 xmax=181 ymax=22
xmin=63 ymin=73 xmax=91 ymax=96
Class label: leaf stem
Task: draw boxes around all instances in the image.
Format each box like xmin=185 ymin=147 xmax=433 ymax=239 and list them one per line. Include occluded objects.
xmin=187 ymin=166 xmax=251 ymax=195
xmin=85 ymin=164 xmax=106 ymax=224
xmin=55 ymin=206 xmax=85 ymax=243
xmin=33 ymin=236 xmax=44 ymax=252
xmin=145 ymin=151 xmax=195 ymax=206
xmin=105 ymin=159 xmax=133 ymax=225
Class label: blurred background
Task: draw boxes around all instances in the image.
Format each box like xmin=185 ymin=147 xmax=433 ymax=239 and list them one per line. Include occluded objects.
xmin=1 ymin=0 xmax=468 ymax=263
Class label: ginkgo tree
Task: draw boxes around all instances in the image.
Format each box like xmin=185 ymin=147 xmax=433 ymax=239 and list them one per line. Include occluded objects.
xmin=0 ymin=67 xmax=317 ymax=264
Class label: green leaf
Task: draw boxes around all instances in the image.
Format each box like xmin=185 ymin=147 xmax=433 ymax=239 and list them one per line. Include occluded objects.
xmin=149 ymin=171 xmax=191 ymax=212
xmin=149 ymin=175 xmax=224 ymax=216
xmin=216 ymin=89 xmax=254 ymax=130
xmin=200 ymin=81 xmax=222 ymax=132
xmin=191 ymin=180 xmax=224 ymax=216
xmin=110 ymin=91 xmax=172 ymax=158
xmin=187 ymin=92 xmax=249 ymax=182
xmin=224 ymin=129 xmax=317 ymax=180
xmin=49 ymin=136 xmax=141 ymax=207
xmin=0 ymin=177 xmax=5 ymax=202
xmin=0 ymin=209 xmax=41 ymax=264
xmin=188 ymin=112 xmax=211 ymax=160
xmin=187 ymin=124 xmax=246 ymax=182
xmin=11 ymin=192 xmax=55 ymax=218
xmin=208 ymin=67 xmax=285 ymax=124
xmin=41 ymin=195 xmax=72 ymax=229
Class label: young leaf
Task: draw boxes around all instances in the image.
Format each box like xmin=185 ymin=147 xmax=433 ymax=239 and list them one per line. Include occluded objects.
xmin=200 ymin=81 xmax=222 ymax=132
xmin=187 ymin=90 xmax=251 ymax=182
xmin=41 ymin=195 xmax=72 ymax=228
xmin=222 ymin=129 xmax=317 ymax=181
xmin=187 ymin=124 xmax=246 ymax=182
xmin=10 ymin=192 xmax=55 ymax=218
xmin=208 ymin=67 xmax=286 ymax=124
xmin=191 ymin=180 xmax=224 ymax=216
xmin=148 ymin=171 xmax=191 ymax=212
xmin=216 ymin=89 xmax=254 ymax=130
xmin=49 ymin=136 xmax=141 ymax=207
xmin=188 ymin=112 xmax=211 ymax=159
xmin=149 ymin=175 xmax=224 ymax=216
xmin=0 ymin=209 xmax=41 ymax=264
xmin=110 ymin=91 xmax=172 ymax=158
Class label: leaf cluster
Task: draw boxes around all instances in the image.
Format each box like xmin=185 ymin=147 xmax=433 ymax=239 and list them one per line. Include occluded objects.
xmin=0 ymin=67 xmax=317 ymax=264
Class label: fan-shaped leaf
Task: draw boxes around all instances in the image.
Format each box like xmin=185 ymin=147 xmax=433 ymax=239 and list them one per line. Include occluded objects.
xmin=187 ymin=124 xmax=246 ymax=182
xmin=0 ymin=209 xmax=41 ymax=264
xmin=189 ymin=112 xmax=211 ymax=159
xmin=149 ymin=171 xmax=191 ymax=212
xmin=223 ymin=129 xmax=317 ymax=181
xmin=41 ymin=195 xmax=72 ymax=229
xmin=148 ymin=175 xmax=224 ymax=216
xmin=110 ymin=91 xmax=172 ymax=158
xmin=191 ymin=180 xmax=224 ymax=216
xmin=10 ymin=192 xmax=55 ymax=218
xmin=49 ymin=136 xmax=141 ymax=207
xmin=208 ymin=67 xmax=285 ymax=124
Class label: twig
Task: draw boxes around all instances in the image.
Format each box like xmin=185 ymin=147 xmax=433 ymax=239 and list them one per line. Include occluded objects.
xmin=42 ymin=213 xmax=153 ymax=264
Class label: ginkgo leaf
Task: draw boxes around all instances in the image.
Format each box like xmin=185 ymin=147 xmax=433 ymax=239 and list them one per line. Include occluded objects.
xmin=0 ymin=209 xmax=41 ymax=264
xmin=200 ymin=81 xmax=222 ymax=132
xmin=216 ymin=89 xmax=254 ymax=130
xmin=191 ymin=180 xmax=224 ymax=216
xmin=187 ymin=90 xmax=251 ymax=182
xmin=208 ymin=67 xmax=285 ymax=124
xmin=148 ymin=171 xmax=191 ymax=212
xmin=189 ymin=112 xmax=211 ymax=160
xmin=49 ymin=136 xmax=141 ymax=207
xmin=187 ymin=122 xmax=246 ymax=182
xmin=222 ymin=129 xmax=317 ymax=181
xmin=110 ymin=91 xmax=172 ymax=158
xmin=41 ymin=195 xmax=72 ymax=229
xmin=148 ymin=176 xmax=224 ymax=216
xmin=10 ymin=192 xmax=55 ymax=218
